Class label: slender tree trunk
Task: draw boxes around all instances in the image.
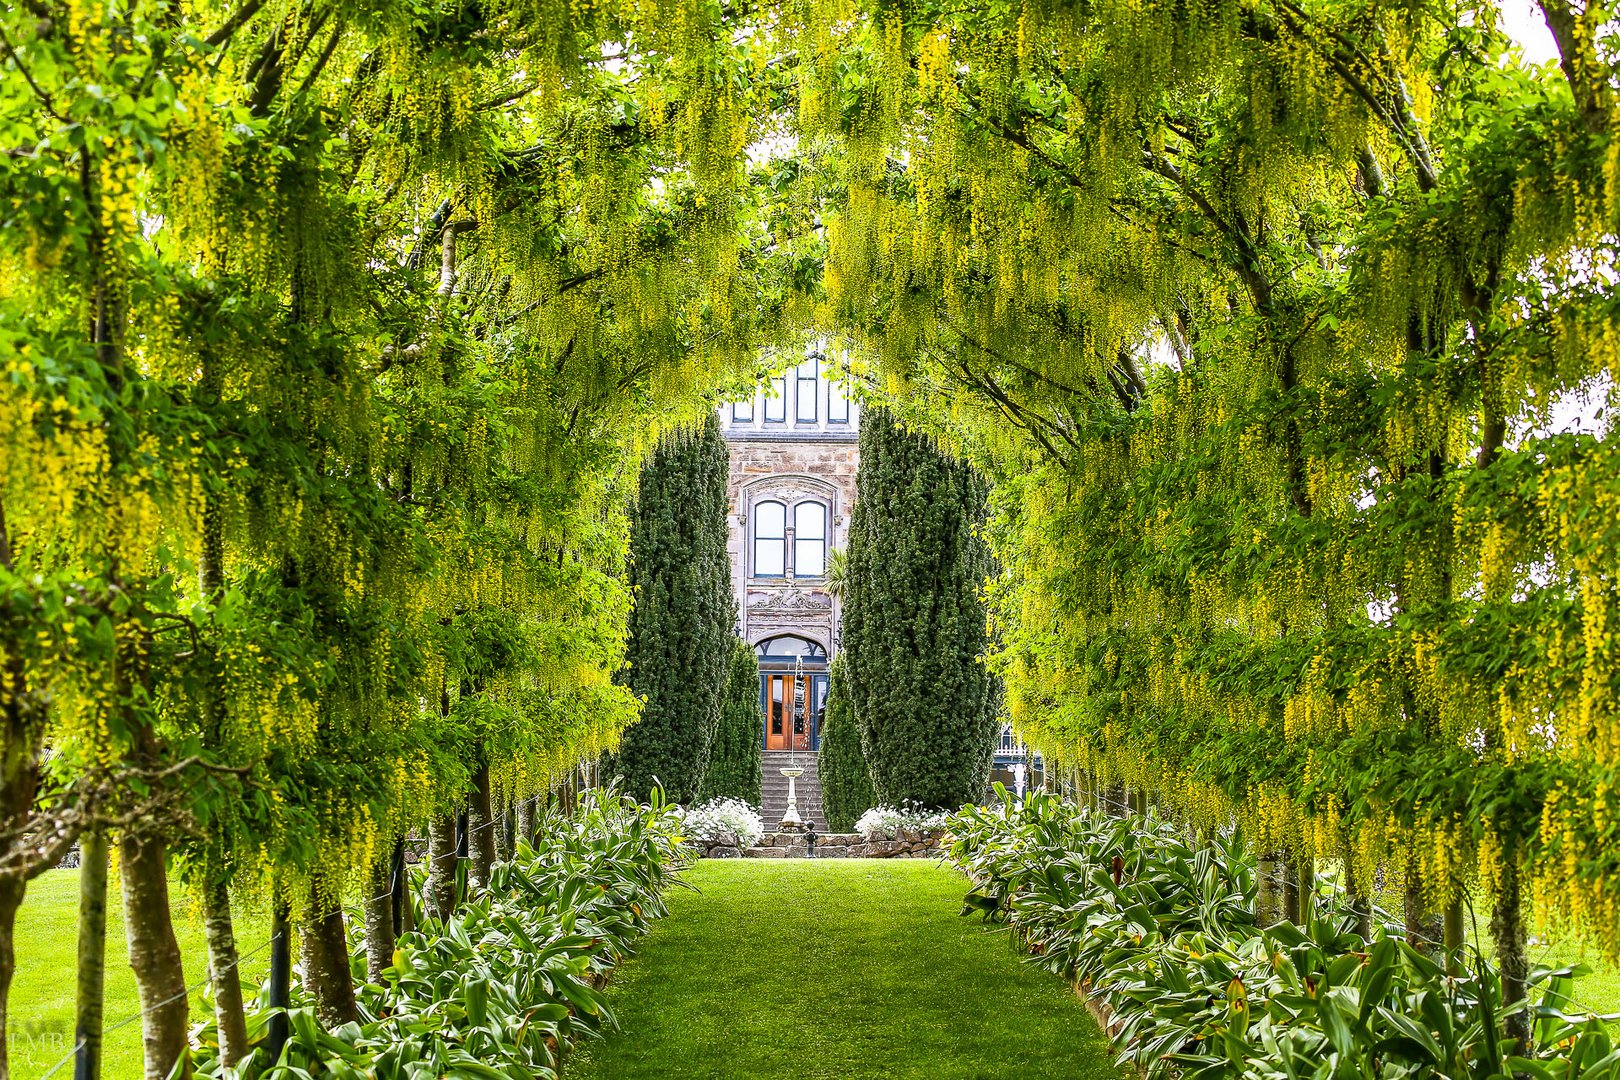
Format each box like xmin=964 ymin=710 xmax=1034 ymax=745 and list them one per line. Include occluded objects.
xmin=363 ymin=851 xmax=394 ymax=982
xmin=0 ymin=875 xmax=20 ymax=1080
xmin=1256 ymin=852 xmax=1282 ymax=927
xmin=200 ymin=877 xmax=248 ymax=1067
xmin=1282 ymin=856 xmax=1302 ymax=924
xmin=300 ymin=883 xmax=358 ymax=1029
xmin=393 ymin=840 xmax=415 ymax=936
xmin=1494 ymin=856 xmax=1530 ymax=1048
xmin=427 ymin=815 xmax=457 ymax=922
xmin=120 ymin=830 xmax=190 ymax=1080
xmin=495 ymin=797 xmax=513 ymax=864
xmin=74 ymin=832 xmax=109 ymax=1080
xmin=467 ymin=763 xmax=495 ymax=891
xmin=266 ymin=901 xmax=290 ymax=1061
xmin=516 ymin=796 xmax=535 ymax=850
xmin=388 ymin=839 xmax=406 ymax=939
xmin=1338 ymin=834 xmax=1371 ymax=939
xmin=1443 ymin=898 xmax=1466 ymax=975
xmin=1404 ymin=864 xmax=1442 ymax=952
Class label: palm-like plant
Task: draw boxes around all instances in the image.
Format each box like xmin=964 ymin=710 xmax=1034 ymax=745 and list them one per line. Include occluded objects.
xmin=825 ymin=546 xmax=849 ymax=600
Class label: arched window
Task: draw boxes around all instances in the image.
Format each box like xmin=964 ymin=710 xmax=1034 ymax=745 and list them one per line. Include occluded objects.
xmin=753 ymin=500 xmax=786 ymax=577
xmin=755 ymin=635 xmax=827 ymax=659
xmin=794 ymin=501 xmax=826 ymax=576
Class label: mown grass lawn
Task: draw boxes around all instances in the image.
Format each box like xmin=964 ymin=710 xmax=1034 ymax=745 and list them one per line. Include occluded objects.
xmin=569 ymin=858 xmax=1125 ymax=1080
xmin=9 ymin=869 xmax=270 ymax=1080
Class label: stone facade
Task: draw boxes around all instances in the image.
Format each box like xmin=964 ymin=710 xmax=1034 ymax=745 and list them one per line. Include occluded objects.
xmin=720 ymin=358 xmax=860 ymax=767
xmin=720 ymin=385 xmax=860 ymax=659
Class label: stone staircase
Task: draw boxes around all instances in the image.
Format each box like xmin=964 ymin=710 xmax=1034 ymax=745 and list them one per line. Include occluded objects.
xmin=760 ymin=751 xmax=824 ymax=830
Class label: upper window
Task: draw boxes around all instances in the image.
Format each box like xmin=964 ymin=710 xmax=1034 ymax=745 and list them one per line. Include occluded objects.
xmin=764 ymin=375 xmax=787 ymax=422
xmin=756 ymin=635 xmax=827 ymax=659
xmin=795 ymin=357 xmax=819 ymax=422
xmin=754 ymin=500 xmax=786 ymax=576
xmin=828 ymin=377 xmax=849 ymax=423
xmin=732 ymin=396 xmax=754 ymax=422
xmin=794 ymin=502 xmax=826 ymax=576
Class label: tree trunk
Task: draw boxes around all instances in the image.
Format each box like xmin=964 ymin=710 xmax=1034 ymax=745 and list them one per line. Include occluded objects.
xmin=496 ymin=798 xmax=513 ymax=864
xmin=300 ymin=884 xmax=358 ymax=1029
xmin=200 ymin=876 xmax=247 ymax=1067
xmin=363 ymin=851 xmax=394 ymax=983
xmin=1255 ymin=852 xmax=1283 ymax=927
xmin=1494 ymin=856 xmax=1530 ymax=1049
xmin=120 ymin=830 xmax=190 ymax=1080
xmin=266 ymin=901 xmax=290 ymax=1061
xmin=1338 ymin=834 xmax=1371 ymax=939
xmin=0 ymin=875 xmax=22 ymax=1080
xmin=74 ymin=832 xmax=109 ymax=1080
xmin=467 ymin=763 xmax=496 ymax=891
xmin=1404 ymin=864 xmax=1442 ymax=952
xmin=388 ymin=839 xmax=407 ymax=939
xmin=1282 ymin=856 xmax=1302 ymax=924
xmin=427 ymin=815 xmax=457 ymax=922
xmin=516 ymin=796 xmax=535 ymax=850
xmin=1444 ymin=898 xmax=1466 ymax=976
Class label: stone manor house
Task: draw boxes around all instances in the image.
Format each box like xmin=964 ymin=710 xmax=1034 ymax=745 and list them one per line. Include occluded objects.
xmin=720 ymin=353 xmax=1040 ymax=827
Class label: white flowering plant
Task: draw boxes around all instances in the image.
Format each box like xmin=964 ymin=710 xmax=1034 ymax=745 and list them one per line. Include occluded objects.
xmin=680 ymin=797 xmax=765 ymax=849
xmin=854 ymin=803 xmax=951 ymax=841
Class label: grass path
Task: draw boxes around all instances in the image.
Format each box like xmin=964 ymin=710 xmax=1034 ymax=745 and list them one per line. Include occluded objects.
xmin=569 ymin=859 xmax=1124 ymax=1080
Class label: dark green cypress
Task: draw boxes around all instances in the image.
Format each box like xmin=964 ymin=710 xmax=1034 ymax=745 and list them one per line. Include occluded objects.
xmin=615 ymin=414 xmax=737 ymax=804
xmin=842 ymin=408 xmax=996 ymax=809
xmin=816 ymin=656 xmax=872 ymax=831
xmin=700 ymin=639 xmax=764 ymax=805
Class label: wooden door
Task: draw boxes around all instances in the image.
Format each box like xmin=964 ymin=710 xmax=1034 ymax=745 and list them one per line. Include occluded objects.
xmin=766 ymin=674 xmax=792 ymax=750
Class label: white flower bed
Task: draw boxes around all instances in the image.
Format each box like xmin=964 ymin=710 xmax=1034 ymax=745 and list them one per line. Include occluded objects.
xmin=854 ymin=804 xmax=951 ymax=841
xmin=681 ymin=797 xmax=765 ymax=849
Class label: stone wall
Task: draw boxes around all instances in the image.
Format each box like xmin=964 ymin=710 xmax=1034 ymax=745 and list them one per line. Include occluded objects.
xmin=695 ymin=830 xmax=946 ymax=859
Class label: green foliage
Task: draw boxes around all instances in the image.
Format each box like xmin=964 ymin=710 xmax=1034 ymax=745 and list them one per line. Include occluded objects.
xmin=616 ymin=415 xmax=738 ymax=804
xmin=817 ymin=657 xmax=874 ymax=832
xmin=842 ymin=409 xmax=996 ymax=810
xmin=189 ymin=792 xmax=684 ymax=1078
xmin=701 ymin=640 xmax=765 ymax=805
xmin=949 ymin=791 xmax=1620 ymax=1078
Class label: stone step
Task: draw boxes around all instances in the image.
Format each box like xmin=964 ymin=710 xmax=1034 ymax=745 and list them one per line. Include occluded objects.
xmin=760 ymin=753 xmax=824 ymax=828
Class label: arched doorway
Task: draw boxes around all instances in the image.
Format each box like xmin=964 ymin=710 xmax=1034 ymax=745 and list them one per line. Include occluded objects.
xmin=754 ymin=635 xmax=828 ymax=751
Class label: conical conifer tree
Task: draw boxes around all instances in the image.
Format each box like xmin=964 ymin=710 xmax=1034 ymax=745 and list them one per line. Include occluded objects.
xmin=700 ymin=639 xmax=764 ymax=805
xmin=616 ymin=414 xmax=738 ymax=803
xmin=842 ymin=409 xmax=996 ymax=809
xmin=816 ymin=656 xmax=873 ymax=831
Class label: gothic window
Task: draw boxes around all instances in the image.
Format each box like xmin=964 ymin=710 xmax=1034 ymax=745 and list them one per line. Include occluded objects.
xmin=794 ymin=501 xmax=826 ymax=576
xmin=828 ymin=377 xmax=849 ymax=423
xmin=764 ymin=374 xmax=787 ymax=422
xmin=795 ymin=356 xmax=818 ymax=422
xmin=753 ymin=500 xmax=786 ymax=576
xmin=732 ymin=396 xmax=754 ymax=422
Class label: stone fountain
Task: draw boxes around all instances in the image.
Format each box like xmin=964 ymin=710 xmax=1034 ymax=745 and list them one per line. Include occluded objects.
xmin=778 ymin=764 xmax=806 ymax=832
